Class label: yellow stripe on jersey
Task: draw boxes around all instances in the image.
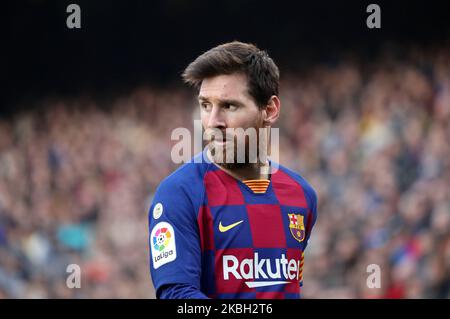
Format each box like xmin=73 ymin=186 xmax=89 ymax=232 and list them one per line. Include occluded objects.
xmin=242 ymin=179 xmax=271 ymax=194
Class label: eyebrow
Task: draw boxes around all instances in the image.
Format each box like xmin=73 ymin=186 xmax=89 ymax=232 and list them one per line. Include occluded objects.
xmin=198 ymin=95 xmax=244 ymax=107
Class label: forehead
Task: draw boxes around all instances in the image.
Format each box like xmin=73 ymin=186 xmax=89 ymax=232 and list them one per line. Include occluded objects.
xmin=198 ymin=73 xmax=251 ymax=102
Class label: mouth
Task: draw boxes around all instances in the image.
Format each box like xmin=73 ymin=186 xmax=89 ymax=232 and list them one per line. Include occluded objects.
xmin=211 ymin=135 xmax=236 ymax=146
xmin=212 ymin=138 xmax=229 ymax=145
xmin=209 ymin=133 xmax=232 ymax=145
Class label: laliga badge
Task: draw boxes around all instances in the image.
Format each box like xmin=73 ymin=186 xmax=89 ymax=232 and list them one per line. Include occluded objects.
xmin=151 ymin=222 xmax=176 ymax=269
xmin=153 ymin=203 xmax=163 ymax=220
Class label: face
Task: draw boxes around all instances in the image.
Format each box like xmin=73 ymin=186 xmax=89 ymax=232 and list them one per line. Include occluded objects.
xmin=198 ymin=73 xmax=265 ymax=167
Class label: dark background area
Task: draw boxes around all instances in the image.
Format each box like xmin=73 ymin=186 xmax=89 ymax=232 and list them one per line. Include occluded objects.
xmin=3 ymin=0 xmax=450 ymax=115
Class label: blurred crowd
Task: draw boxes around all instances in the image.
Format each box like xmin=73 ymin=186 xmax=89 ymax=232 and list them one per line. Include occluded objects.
xmin=1 ymin=44 xmax=449 ymax=298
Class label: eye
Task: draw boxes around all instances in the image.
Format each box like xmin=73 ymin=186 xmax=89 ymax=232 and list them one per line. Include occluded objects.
xmin=224 ymin=103 xmax=238 ymax=111
xmin=200 ymin=103 xmax=212 ymax=111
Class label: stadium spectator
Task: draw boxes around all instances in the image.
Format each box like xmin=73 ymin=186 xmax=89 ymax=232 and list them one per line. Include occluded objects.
xmin=0 ymin=45 xmax=449 ymax=298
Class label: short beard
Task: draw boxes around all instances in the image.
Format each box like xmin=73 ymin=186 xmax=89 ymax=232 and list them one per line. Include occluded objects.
xmin=217 ymin=162 xmax=247 ymax=170
xmin=208 ymin=139 xmax=263 ymax=169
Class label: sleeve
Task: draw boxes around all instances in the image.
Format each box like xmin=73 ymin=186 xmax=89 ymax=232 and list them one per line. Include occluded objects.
xmin=148 ymin=177 xmax=208 ymax=299
xmin=304 ymin=186 xmax=318 ymax=250
xmin=300 ymin=185 xmax=318 ymax=288
xmin=158 ymin=284 xmax=209 ymax=299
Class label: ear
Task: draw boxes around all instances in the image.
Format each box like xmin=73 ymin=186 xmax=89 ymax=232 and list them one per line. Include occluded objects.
xmin=262 ymin=95 xmax=281 ymax=126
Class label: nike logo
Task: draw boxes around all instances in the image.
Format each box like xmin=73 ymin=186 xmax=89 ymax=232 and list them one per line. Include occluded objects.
xmin=219 ymin=220 xmax=244 ymax=232
xmin=246 ymin=281 xmax=290 ymax=288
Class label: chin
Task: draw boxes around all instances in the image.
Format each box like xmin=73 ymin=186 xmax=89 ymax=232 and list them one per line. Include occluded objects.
xmin=209 ymin=144 xmax=258 ymax=168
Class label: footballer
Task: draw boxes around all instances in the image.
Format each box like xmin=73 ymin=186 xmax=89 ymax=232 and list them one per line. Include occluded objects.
xmin=148 ymin=41 xmax=318 ymax=299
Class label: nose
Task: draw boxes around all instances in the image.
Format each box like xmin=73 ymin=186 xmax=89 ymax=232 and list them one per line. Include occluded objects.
xmin=207 ymin=105 xmax=226 ymax=129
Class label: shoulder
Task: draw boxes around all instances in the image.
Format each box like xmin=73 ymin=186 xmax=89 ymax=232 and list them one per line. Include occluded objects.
xmin=275 ymin=163 xmax=318 ymax=207
xmin=153 ymin=152 xmax=213 ymax=209
xmin=158 ymin=152 xmax=212 ymax=189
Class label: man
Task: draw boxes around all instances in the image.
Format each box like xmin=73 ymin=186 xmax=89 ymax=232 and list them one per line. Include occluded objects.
xmin=148 ymin=41 xmax=318 ymax=299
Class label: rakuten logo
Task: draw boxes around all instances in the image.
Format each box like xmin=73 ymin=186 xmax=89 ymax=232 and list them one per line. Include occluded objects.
xmin=223 ymin=253 xmax=301 ymax=288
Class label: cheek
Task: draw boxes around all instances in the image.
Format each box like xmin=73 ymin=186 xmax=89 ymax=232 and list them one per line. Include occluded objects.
xmin=200 ymin=111 xmax=209 ymax=128
xmin=232 ymin=108 xmax=262 ymax=128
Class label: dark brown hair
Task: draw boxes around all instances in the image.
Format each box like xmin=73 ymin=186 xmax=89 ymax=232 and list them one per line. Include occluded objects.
xmin=182 ymin=41 xmax=279 ymax=108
